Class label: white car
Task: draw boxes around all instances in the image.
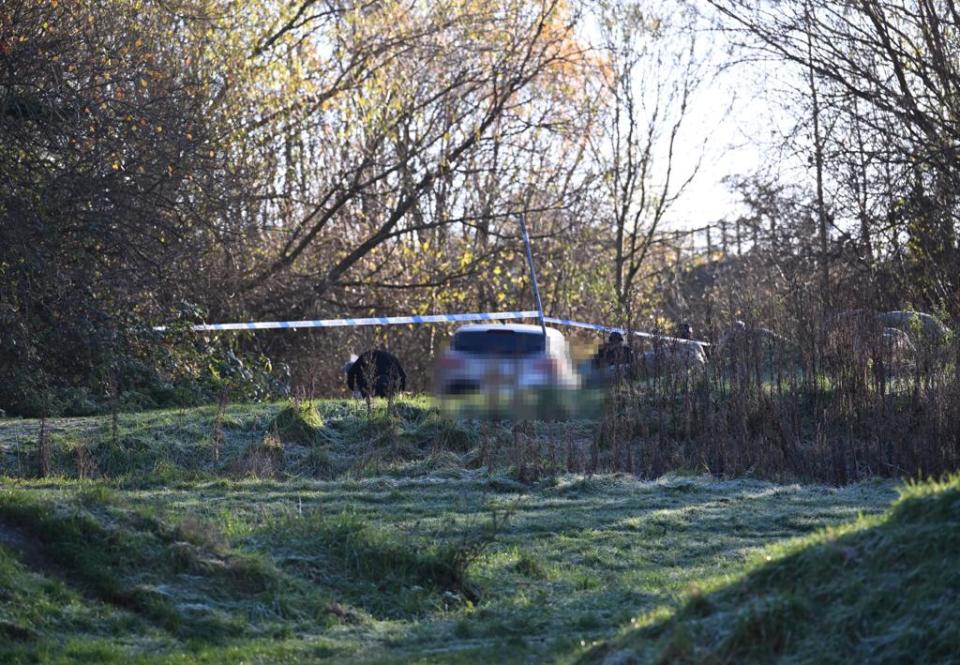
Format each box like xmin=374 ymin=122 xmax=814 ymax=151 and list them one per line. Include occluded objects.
xmin=434 ymin=323 xmax=579 ymax=396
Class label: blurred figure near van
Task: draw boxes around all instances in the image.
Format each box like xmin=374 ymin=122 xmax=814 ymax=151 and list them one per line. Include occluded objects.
xmin=345 ymin=349 xmax=406 ymax=398
xmin=593 ymin=331 xmax=633 ymax=368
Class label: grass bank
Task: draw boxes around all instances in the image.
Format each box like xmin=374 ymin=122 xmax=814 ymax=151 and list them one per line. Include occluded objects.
xmin=0 ymin=468 xmax=894 ymax=662
xmin=4 ymin=402 xmax=953 ymax=663
xmin=579 ymin=474 xmax=960 ymax=664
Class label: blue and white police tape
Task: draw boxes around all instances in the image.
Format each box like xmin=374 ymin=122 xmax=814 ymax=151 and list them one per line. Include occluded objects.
xmin=153 ymin=309 xmax=709 ymax=345
xmin=152 ymin=310 xmax=541 ymax=333
xmin=542 ymin=317 xmax=710 ymax=346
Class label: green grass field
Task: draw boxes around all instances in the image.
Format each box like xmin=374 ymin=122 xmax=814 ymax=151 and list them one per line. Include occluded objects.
xmin=0 ymin=399 xmax=953 ymax=663
xmin=581 ymin=474 xmax=960 ymax=664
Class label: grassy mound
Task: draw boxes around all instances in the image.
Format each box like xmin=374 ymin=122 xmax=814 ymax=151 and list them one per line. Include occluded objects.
xmin=0 ymin=466 xmax=897 ymax=663
xmin=267 ymin=400 xmax=324 ymax=444
xmin=581 ymin=475 xmax=960 ymax=664
xmin=0 ymin=486 xmax=330 ymax=660
xmin=0 ymin=399 xmax=491 ymax=483
xmin=0 ymin=478 xmax=502 ymax=661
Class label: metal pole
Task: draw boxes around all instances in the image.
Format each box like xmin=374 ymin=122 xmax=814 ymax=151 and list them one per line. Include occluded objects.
xmin=518 ymin=213 xmax=547 ymax=339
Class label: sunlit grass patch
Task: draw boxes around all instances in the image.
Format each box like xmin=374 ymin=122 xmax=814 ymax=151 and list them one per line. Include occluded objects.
xmin=580 ymin=474 xmax=960 ymax=664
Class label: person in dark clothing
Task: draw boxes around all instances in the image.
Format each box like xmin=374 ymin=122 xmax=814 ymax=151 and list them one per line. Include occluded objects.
xmin=346 ymin=349 xmax=407 ymax=398
xmin=594 ymin=331 xmax=633 ymax=368
xmin=676 ymin=322 xmax=693 ymax=340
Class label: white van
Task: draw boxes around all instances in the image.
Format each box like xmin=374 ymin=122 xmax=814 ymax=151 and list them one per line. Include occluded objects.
xmin=434 ymin=323 xmax=579 ymax=396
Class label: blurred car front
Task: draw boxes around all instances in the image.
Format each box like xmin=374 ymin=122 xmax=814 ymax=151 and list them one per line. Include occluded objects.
xmin=434 ymin=324 xmax=579 ymax=418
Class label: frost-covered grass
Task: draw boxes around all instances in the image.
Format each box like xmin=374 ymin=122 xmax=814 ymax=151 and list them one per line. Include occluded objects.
xmin=579 ymin=474 xmax=960 ymax=665
xmin=0 ymin=477 xmax=893 ymax=661
xmin=0 ymin=402 xmax=921 ymax=663
xmin=0 ymin=398 xmax=557 ymax=484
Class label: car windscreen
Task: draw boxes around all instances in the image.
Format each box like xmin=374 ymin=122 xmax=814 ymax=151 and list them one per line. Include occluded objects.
xmin=452 ymin=330 xmax=546 ymax=356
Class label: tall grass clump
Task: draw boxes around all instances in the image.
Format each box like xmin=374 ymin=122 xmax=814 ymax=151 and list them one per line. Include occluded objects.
xmin=267 ymin=399 xmax=324 ymax=444
xmin=589 ymin=303 xmax=960 ymax=484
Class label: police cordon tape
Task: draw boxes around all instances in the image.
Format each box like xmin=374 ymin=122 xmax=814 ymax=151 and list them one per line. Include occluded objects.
xmin=153 ymin=310 xmax=709 ymax=346
xmin=152 ymin=310 xmax=540 ymax=332
xmin=541 ymin=316 xmax=710 ymax=346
